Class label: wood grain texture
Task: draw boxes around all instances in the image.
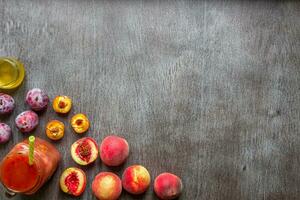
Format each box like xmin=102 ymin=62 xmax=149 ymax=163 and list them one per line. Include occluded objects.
xmin=0 ymin=0 xmax=300 ymax=199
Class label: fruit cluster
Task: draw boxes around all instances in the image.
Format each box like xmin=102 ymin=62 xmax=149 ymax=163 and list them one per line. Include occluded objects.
xmin=0 ymin=90 xmax=89 ymax=140
xmin=0 ymin=90 xmax=183 ymax=200
xmin=63 ymin=135 xmax=182 ymax=200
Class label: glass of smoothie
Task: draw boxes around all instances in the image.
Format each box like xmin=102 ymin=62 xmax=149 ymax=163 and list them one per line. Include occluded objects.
xmin=0 ymin=136 xmax=60 ymax=195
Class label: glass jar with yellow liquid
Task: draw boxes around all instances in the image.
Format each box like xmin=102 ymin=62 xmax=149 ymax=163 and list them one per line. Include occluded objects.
xmin=0 ymin=57 xmax=25 ymax=90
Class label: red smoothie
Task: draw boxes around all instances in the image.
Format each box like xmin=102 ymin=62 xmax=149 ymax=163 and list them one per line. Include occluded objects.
xmin=0 ymin=137 xmax=60 ymax=195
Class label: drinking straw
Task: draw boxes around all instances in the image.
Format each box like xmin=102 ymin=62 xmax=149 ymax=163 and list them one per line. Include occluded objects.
xmin=28 ymin=136 xmax=35 ymax=165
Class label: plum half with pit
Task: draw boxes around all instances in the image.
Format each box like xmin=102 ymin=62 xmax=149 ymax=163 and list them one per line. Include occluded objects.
xmin=70 ymin=113 xmax=89 ymax=134
xmin=0 ymin=123 xmax=12 ymax=143
xmin=46 ymin=120 xmax=64 ymax=140
xmin=60 ymin=167 xmax=87 ymax=196
xmin=25 ymin=88 xmax=49 ymax=111
xmin=0 ymin=93 xmax=15 ymax=115
xmin=71 ymin=137 xmax=98 ymax=165
xmin=53 ymin=95 xmax=72 ymax=114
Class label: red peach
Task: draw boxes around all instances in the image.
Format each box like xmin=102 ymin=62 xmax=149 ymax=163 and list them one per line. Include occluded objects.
xmin=71 ymin=137 xmax=99 ymax=165
xmin=154 ymin=173 xmax=183 ymax=200
xmin=92 ymin=172 xmax=122 ymax=200
xmin=60 ymin=167 xmax=87 ymax=196
xmin=122 ymin=165 xmax=151 ymax=195
xmin=99 ymin=135 xmax=129 ymax=166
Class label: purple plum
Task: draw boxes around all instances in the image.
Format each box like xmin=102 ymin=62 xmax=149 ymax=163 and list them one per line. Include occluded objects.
xmin=15 ymin=110 xmax=39 ymax=133
xmin=0 ymin=123 xmax=12 ymax=143
xmin=25 ymin=88 xmax=49 ymax=111
xmin=0 ymin=93 xmax=15 ymax=115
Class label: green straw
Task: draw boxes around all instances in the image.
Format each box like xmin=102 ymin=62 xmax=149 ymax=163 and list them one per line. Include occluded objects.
xmin=28 ymin=136 xmax=35 ymax=165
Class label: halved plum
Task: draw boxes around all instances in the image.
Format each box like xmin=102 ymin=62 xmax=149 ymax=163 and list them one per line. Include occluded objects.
xmin=70 ymin=113 xmax=90 ymax=134
xmin=53 ymin=95 xmax=72 ymax=114
xmin=60 ymin=167 xmax=86 ymax=196
xmin=71 ymin=137 xmax=98 ymax=165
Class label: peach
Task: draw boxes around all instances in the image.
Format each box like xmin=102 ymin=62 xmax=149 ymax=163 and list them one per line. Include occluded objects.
xmin=122 ymin=165 xmax=151 ymax=195
xmin=154 ymin=173 xmax=183 ymax=200
xmin=92 ymin=172 xmax=122 ymax=200
xmin=71 ymin=137 xmax=98 ymax=165
xmin=60 ymin=167 xmax=86 ymax=196
xmin=99 ymin=135 xmax=129 ymax=166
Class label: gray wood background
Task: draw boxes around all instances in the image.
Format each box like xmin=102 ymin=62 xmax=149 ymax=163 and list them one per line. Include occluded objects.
xmin=0 ymin=0 xmax=300 ymax=199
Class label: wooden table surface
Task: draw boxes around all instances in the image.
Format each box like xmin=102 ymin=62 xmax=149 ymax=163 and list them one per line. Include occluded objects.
xmin=0 ymin=0 xmax=300 ymax=200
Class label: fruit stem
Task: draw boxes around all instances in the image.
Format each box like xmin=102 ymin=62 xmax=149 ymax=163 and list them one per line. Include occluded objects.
xmin=28 ymin=136 xmax=35 ymax=165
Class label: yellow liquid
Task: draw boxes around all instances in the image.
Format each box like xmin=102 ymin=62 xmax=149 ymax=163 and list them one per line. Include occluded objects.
xmin=0 ymin=58 xmax=25 ymax=90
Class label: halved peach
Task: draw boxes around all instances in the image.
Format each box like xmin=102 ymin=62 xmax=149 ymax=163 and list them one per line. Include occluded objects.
xmin=71 ymin=137 xmax=98 ymax=165
xmin=60 ymin=167 xmax=86 ymax=196
xmin=70 ymin=113 xmax=89 ymax=134
xmin=92 ymin=172 xmax=122 ymax=200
